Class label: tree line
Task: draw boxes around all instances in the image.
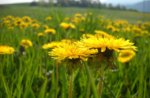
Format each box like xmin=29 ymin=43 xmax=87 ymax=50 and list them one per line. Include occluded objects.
xmin=30 ymin=0 xmax=137 ymax=11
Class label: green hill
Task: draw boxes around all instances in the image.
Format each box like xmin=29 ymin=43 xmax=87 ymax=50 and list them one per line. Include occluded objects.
xmin=0 ymin=4 xmax=150 ymax=22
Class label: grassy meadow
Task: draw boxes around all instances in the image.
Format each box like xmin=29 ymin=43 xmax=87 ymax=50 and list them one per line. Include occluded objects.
xmin=0 ymin=5 xmax=150 ymax=98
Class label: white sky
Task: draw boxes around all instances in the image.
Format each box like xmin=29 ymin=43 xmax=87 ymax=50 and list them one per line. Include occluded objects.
xmin=101 ymin=0 xmax=143 ymax=5
xmin=0 ymin=0 xmax=143 ymax=5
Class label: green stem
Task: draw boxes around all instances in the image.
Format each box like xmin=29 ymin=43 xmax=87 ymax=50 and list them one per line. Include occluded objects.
xmin=86 ymin=78 xmax=91 ymax=98
xmin=100 ymin=76 xmax=116 ymax=98
xmin=56 ymin=61 xmax=59 ymax=98
xmin=84 ymin=62 xmax=98 ymax=98
xmin=68 ymin=75 xmax=73 ymax=98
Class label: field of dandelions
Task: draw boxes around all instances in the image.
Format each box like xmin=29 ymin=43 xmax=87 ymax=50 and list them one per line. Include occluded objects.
xmin=0 ymin=6 xmax=150 ymax=98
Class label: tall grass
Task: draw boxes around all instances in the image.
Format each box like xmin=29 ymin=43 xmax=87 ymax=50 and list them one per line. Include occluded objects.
xmin=0 ymin=6 xmax=150 ymax=98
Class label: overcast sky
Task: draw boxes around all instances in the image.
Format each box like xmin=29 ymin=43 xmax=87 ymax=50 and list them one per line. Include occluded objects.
xmin=0 ymin=0 xmax=143 ymax=5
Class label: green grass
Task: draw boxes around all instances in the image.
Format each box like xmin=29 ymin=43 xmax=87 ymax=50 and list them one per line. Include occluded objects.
xmin=0 ymin=5 xmax=150 ymax=22
xmin=0 ymin=5 xmax=150 ymax=98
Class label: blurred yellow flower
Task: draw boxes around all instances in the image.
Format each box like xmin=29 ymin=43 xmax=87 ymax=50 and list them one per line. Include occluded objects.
xmin=44 ymin=28 xmax=56 ymax=34
xmin=0 ymin=45 xmax=15 ymax=54
xmin=74 ymin=13 xmax=82 ymax=17
xmin=22 ymin=16 xmax=32 ymax=22
xmin=60 ymin=22 xmax=76 ymax=29
xmin=43 ymin=25 xmax=49 ymax=29
xmin=20 ymin=39 xmax=33 ymax=48
xmin=118 ymin=50 xmax=135 ymax=63
xmin=37 ymin=32 xmax=45 ymax=37
xmin=19 ymin=22 xmax=29 ymax=29
xmin=45 ymin=16 xmax=52 ymax=21
xmin=71 ymin=13 xmax=85 ymax=24
xmin=31 ymin=23 xmax=40 ymax=29
xmin=42 ymin=39 xmax=73 ymax=50
xmin=95 ymin=30 xmax=114 ymax=39
xmin=106 ymin=25 xmax=119 ymax=32
xmin=42 ymin=42 xmax=60 ymax=49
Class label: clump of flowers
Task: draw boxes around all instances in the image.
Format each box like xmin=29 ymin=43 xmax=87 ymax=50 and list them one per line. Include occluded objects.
xmin=79 ymin=31 xmax=137 ymax=63
xmin=0 ymin=45 xmax=15 ymax=54
xmin=1 ymin=15 xmax=40 ymax=30
xmin=46 ymin=31 xmax=137 ymax=63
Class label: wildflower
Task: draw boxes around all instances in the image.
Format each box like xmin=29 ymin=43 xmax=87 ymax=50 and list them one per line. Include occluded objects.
xmin=48 ymin=42 xmax=98 ymax=62
xmin=95 ymin=30 xmax=114 ymax=39
xmin=22 ymin=16 xmax=32 ymax=22
xmin=0 ymin=45 xmax=15 ymax=54
xmin=45 ymin=16 xmax=52 ymax=21
xmin=14 ymin=19 xmax=22 ymax=26
xmin=74 ymin=13 xmax=82 ymax=17
xmin=44 ymin=28 xmax=56 ymax=34
xmin=19 ymin=22 xmax=28 ymax=29
xmin=118 ymin=50 xmax=135 ymax=63
xmin=71 ymin=13 xmax=85 ymax=24
xmin=42 ymin=39 xmax=73 ymax=50
xmin=37 ymin=32 xmax=45 ymax=37
xmin=106 ymin=25 xmax=119 ymax=32
xmin=31 ymin=23 xmax=40 ymax=29
xmin=42 ymin=42 xmax=60 ymax=49
xmin=20 ymin=39 xmax=33 ymax=48
xmin=60 ymin=22 xmax=76 ymax=30
xmin=106 ymin=38 xmax=137 ymax=52
xmin=80 ymin=33 xmax=137 ymax=53
xmin=80 ymin=36 xmax=108 ymax=52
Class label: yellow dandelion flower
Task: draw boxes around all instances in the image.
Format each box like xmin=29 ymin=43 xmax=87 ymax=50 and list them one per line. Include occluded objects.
xmin=42 ymin=39 xmax=73 ymax=50
xmin=118 ymin=50 xmax=135 ymax=63
xmin=60 ymin=22 xmax=76 ymax=29
xmin=22 ymin=16 xmax=32 ymax=22
xmin=69 ymin=23 xmax=76 ymax=29
xmin=74 ymin=13 xmax=82 ymax=17
xmin=0 ymin=45 xmax=15 ymax=54
xmin=31 ymin=23 xmax=40 ymax=29
xmin=19 ymin=22 xmax=29 ymax=29
xmin=20 ymin=39 xmax=33 ymax=48
xmin=95 ymin=30 xmax=114 ymax=39
xmin=60 ymin=22 xmax=70 ymax=29
xmin=80 ymin=33 xmax=137 ymax=53
xmin=48 ymin=42 xmax=98 ymax=62
xmin=14 ymin=18 xmax=22 ymax=26
xmin=106 ymin=25 xmax=119 ymax=32
xmin=44 ymin=28 xmax=56 ymax=34
xmin=106 ymin=38 xmax=137 ymax=52
xmin=42 ymin=42 xmax=60 ymax=49
xmin=45 ymin=16 xmax=52 ymax=21
xmin=80 ymin=36 xmax=108 ymax=52
xmin=43 ymin=25 xmax=49 ymax=29
xmin=37 ymin=32 xmax=45 ymax=37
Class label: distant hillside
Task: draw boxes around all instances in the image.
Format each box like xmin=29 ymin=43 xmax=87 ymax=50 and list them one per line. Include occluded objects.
xmin=126 ymin=0 xmax=150 ymax=13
